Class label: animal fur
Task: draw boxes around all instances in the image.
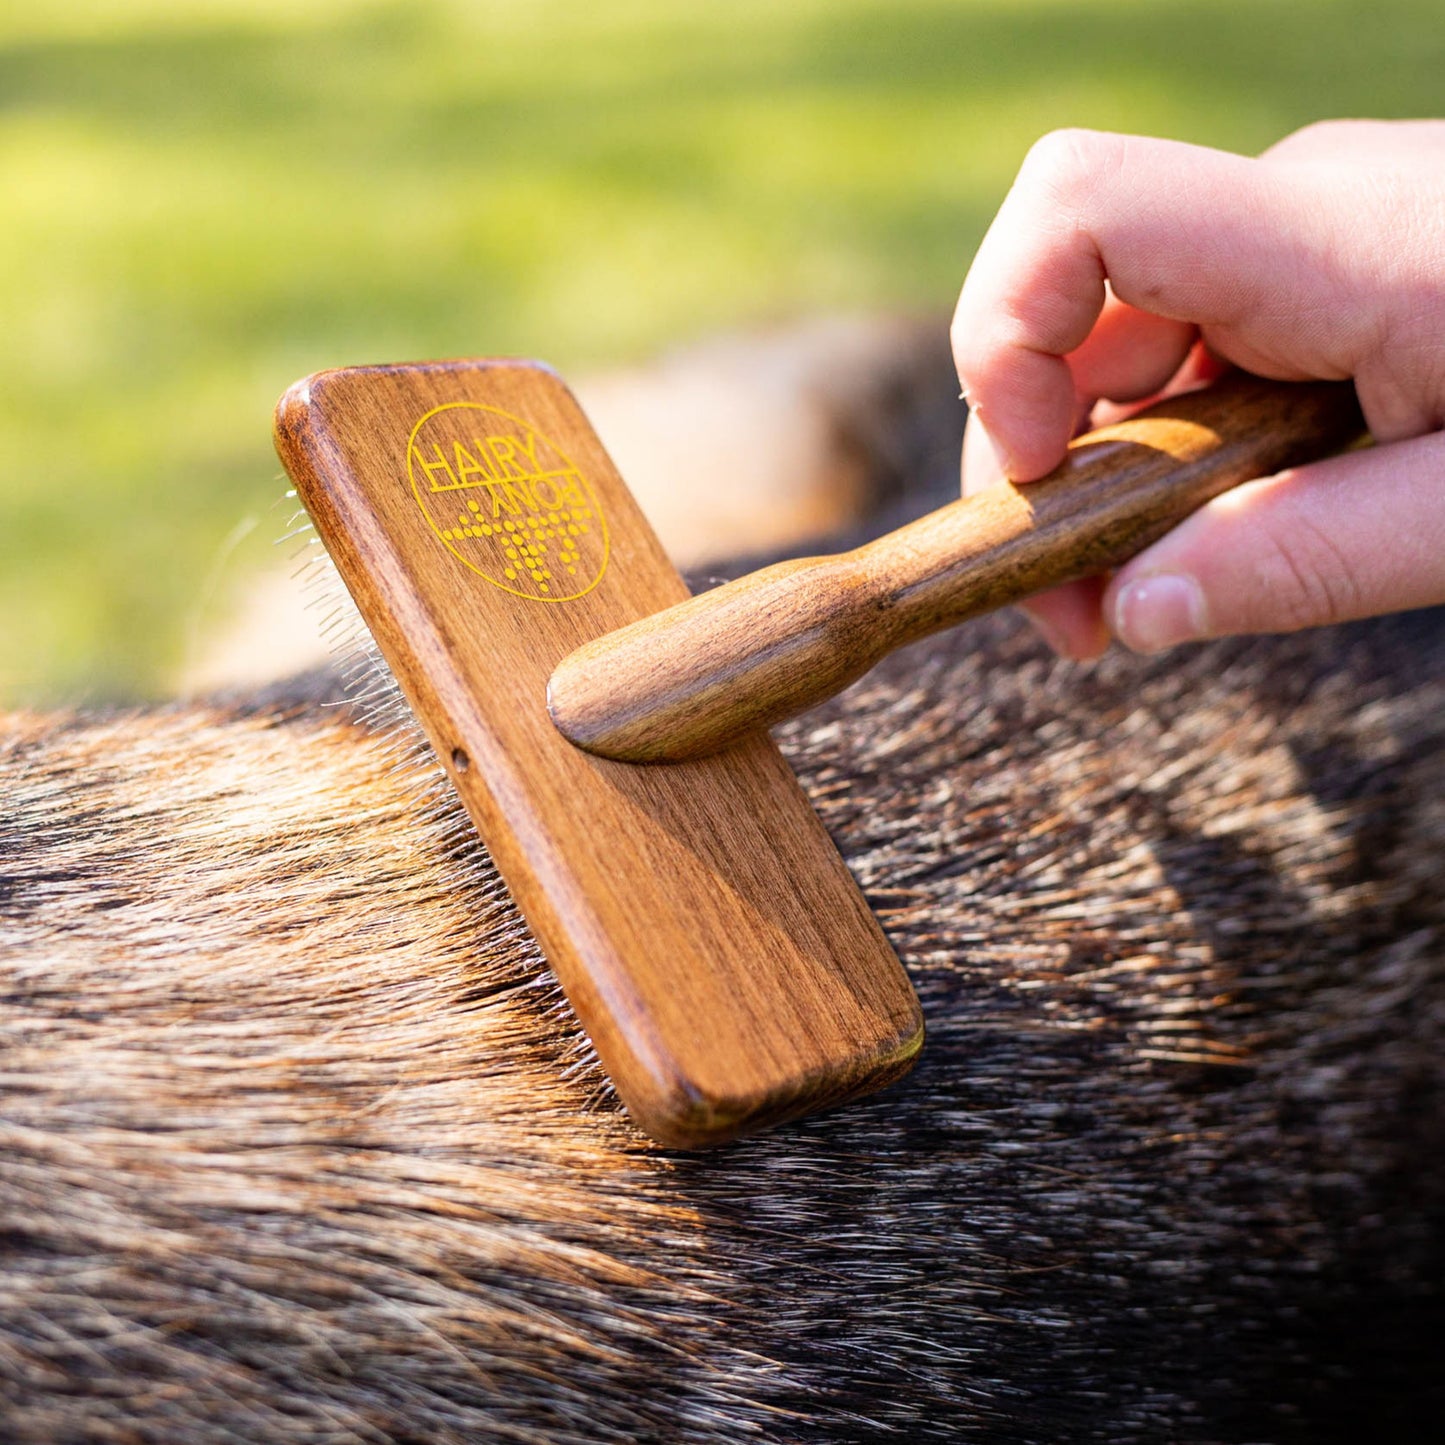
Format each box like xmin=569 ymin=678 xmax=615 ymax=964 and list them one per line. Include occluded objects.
xmin=2 ymin=317 xmax=1442 ymax=1441
xmin=3 ymin=596 xmax=1443 ymax=1442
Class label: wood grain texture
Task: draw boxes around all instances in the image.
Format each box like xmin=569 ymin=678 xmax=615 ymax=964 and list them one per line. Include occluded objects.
xmin=549 ymin=374 xmax=1367 ymax=762
xmin=274 ymin=360 xmax=922 ymax=1148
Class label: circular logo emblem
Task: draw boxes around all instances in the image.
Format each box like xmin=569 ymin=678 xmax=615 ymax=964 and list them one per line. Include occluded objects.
xmin=406 ymin=402 xmax=609 ymax=602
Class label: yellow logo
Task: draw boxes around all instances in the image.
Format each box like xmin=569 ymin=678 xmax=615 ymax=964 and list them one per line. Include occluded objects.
xmin=406 ymin=402 xmax=609 ymax=602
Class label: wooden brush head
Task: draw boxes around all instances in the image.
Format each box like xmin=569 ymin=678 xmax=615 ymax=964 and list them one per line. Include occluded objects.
xmin=274 ymin=359 xmax=923 ymax=1148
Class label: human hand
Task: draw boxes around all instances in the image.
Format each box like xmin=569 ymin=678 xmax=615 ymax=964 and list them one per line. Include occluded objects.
xmin=951 ymin=120 xmax=1445 ymax=659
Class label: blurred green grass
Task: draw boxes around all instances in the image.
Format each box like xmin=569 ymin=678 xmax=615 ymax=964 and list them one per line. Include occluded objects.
xmin=2 ymin=0 xmax=1440 ymax=702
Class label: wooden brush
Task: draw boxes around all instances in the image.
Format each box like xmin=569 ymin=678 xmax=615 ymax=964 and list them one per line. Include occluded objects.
xmin=548 ymin=374 xmax=1367 ymax=763
xmin=274 ymin=360 xmax=923 ymax=1149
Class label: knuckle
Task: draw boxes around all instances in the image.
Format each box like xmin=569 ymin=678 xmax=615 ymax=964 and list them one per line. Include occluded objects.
xmin=948 ymin=309 xmax=974 ymax=368
xmin=1264 ymin=118 xmax=1355 ymax=159
xmin=951 ymin=311 xmax=1023 ymax=398
xmin=1018 ymin=127 xmax=1122 ymax=201
xmin=1251 ymin=505 xmax=1363 ymax=632
xmin=950 ymin=317 xmax=1000 ymax=378
xmin=949 ymin=319 xmax=984 ymax=397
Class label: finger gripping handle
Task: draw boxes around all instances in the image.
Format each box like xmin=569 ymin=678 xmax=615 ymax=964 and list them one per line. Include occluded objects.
xmin=549 ymin=375 xmax=1365 ymax=762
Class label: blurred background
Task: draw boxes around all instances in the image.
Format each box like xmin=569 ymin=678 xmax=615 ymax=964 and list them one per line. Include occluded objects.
xmin=2 ymin=0 xmax=1440 ymax=704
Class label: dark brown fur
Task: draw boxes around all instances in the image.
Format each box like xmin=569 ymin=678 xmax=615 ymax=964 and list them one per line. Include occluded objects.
xmin=3 ymin=601 xmax=1443 ymax=1443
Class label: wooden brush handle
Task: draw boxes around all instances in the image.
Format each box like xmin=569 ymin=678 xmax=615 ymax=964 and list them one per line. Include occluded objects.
xmin=549 ymin=374 xmax=1366 ymax=762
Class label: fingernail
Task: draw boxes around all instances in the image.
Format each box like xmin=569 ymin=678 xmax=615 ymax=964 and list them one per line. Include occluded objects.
xmin=1111 ymin=574 xmax=1208 ymax=653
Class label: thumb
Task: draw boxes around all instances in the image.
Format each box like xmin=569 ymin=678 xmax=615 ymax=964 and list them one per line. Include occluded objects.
xmin=1104 ymin=431 xmax=1445 ymax=652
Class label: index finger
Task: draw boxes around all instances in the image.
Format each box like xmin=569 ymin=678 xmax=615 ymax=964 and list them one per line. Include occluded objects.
xmin=950 ymin=130 xmax=1324 ymax=481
